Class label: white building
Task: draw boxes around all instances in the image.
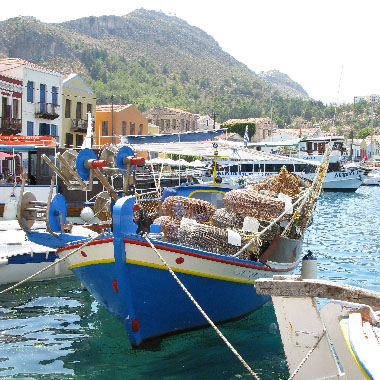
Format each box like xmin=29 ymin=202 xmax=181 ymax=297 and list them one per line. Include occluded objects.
xmin=0 ymin=58 xmax=63 ymax=144
xmin=353 ymin=94 xmax=380 ymax=104
xmin=0 ymin=73 xmax=23 ymax=135
xmin=196 ymin=114 xmax=220 ymax=131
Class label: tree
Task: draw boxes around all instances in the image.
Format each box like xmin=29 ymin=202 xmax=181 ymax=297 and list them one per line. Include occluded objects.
xmin=356 ymin=126 xmax=372 ymax=139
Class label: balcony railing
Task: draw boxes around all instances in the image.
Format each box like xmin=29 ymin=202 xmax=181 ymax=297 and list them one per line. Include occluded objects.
xmin=0 ymin=117 xmax=22 ymax=134
xmin=70 ymin=118 xmax=88 ymax=132
xmin=35 ymin=102 xmax=59 ymax=120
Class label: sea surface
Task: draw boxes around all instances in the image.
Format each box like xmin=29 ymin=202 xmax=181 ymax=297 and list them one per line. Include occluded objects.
xmin=0 ymin=186 xmax=379 ymax=380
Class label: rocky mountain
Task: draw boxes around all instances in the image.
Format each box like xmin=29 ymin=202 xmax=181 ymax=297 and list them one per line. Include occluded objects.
xmin=258 ymin=70 xmax=309 ymax=100
xmin=0 ymin=10 xmax=313 ymax=124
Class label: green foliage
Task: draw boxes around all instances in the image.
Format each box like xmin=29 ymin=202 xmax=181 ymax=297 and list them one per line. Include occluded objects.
xmin=222 ymin=122 xmax=256 ymax=139
xmin=79 ymin=48 xmax=380 ymax=136
xmin=356 ymin=126 xmax=372 ymax=139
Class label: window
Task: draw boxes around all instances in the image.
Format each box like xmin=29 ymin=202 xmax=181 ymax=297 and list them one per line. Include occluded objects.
xmin=50 ymin=124 xmax=57 ymax=137
xmin=122 ymin=121 xmax=126 ymax=135
xmin=39 ymin=123 xmax=50 ymax=136
xmin=138 ymin=124 xmax=143 ymax=135
xmin=76 ymin=134 xmax=84 ymax=147
xmin=129 ymin=122 xmax=135 ymax=135
xmin=87 ymin=104 xmax=92 ymax=115
xmin=101 ymin=121 xmax=108 ymax=136
xmin=65 ymin=99 xmax=71 ymax=118
xmin=76 ymin=102 xmax=82 ymax=120
xmin=52 ymin=86 xmax=58 ymax=105
xmin=27 ymin=121 xmax=34 ymax=136
xmin=40 ymin=84 xmax=46 ymax=104
xmin=12 ymin=99 xmax=19 ymax=119
xmin=27 ymin=81 xmax=34 ymax=103
xmin=65 ymin=133 xmax=73 ymax=148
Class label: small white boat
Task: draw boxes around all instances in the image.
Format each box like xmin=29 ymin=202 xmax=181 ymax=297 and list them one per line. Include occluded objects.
xmin=0 ymin=220 xmax=72 ymax=285
xmin=255 ymin=275 xmax=380 ymax=380
xmin=363 ymin=168 xmax=380 ymax=186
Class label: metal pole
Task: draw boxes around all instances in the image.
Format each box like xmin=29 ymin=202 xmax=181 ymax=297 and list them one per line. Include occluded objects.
xmin=111 ymin=95 xmax=114 ymax=145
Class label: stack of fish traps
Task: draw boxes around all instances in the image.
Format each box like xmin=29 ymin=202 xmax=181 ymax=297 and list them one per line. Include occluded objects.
xmin=153 ymin=168 xmax=308 ymax=258
xmin=137 ymin=188 xmax=163 ymax=220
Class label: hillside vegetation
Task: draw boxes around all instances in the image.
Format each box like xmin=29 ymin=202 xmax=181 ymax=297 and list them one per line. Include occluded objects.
xmin=0 ymin=9 xmax=378 ymax=136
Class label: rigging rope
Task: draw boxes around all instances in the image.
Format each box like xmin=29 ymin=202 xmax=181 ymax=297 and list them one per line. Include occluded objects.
xmin=287 ymin=328 xmax=327 ymax=380
xmin=143 ymin=233 xmax=262 ymax=380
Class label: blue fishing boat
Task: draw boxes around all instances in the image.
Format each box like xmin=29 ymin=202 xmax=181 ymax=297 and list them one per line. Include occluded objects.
xmin=19 ymin=144 xmax=328 ymax=347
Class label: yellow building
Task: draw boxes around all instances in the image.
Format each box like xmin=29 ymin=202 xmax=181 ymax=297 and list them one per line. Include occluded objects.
xmin=62 ymin=74 xmax=96 ymax=148
xmin=95 ymin=104 xmax=148 ymax=147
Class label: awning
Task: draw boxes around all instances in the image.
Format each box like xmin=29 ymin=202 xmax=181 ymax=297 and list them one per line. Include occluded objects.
xmin=0 ymin=152 xmax=13 ymax=158
xmin=248 ymin=138 xmax=304 ymax=147
xmin=121 ymin=129 xmax=225 ymax=144
xmin=126 ymin=141 xmax=321 ymax=166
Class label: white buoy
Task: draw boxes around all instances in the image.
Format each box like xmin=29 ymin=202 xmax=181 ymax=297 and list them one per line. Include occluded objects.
xmin=80 ymin=206 xmax=94 ymax=222
xmin=301 ymin=251 xmax=317 ymax=279
xmin=3 ymin=194 xmax=18 ymax=220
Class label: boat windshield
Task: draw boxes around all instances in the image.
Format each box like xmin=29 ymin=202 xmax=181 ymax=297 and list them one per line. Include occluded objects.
xmin=188 ymin=190 xmax=226 ymax=209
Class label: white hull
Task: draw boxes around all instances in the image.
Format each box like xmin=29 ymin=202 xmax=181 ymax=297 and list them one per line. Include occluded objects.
xmin=0 ymin=221 xmax=72 ymax=285
xmin=214 ymin=169 xmax=363 ymax=192
xmin=363 ymin=170 xmax=380 ymax=186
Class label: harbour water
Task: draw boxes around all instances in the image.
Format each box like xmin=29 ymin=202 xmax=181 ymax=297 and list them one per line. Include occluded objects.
xmin=0 ymin=186 xmax=379 ymax=380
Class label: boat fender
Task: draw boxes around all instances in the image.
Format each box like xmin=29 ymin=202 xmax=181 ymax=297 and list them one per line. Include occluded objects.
xmin=301 ymin=250 xmax=317 ymax=279
xmin=3 ymin=194 xmax=18 ymax=220
xmin=80 ymin=207 xmax=95 ymax=222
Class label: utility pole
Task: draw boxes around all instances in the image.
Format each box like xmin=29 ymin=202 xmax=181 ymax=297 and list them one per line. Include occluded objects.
xmin=212 ymin=112 xmax=218 ymax=130
xmin=111 ymin=95 xmax=114 ymax=144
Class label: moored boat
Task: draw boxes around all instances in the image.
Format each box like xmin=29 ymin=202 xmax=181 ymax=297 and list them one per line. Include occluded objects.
xmin=255 ymin=275 xmax=380 ymax=380
xmin=18 ymin=144 xmax=328 ymax=347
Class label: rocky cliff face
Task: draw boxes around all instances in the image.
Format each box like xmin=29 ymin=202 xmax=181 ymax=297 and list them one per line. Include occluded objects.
xmin=259 ymin=70 xmax=309 ymax=99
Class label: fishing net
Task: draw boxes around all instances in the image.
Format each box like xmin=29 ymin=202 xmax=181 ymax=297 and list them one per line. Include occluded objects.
xmin=178 ymin=218 xmax=241 ymax=255
xmin=248 ymin=167 xmax=301 ymax=199
xmin=211 ymin=208 xmax=245 ymax=229
xmin=153 ymin=216 xmax=180 ymax=241
xmin=137 ymin=188 xmax=163 ymax=220
xmin=224 ymin=189 xmax=286 ymax=221
xmin=161 ymin=195 xmax=216 ymax=223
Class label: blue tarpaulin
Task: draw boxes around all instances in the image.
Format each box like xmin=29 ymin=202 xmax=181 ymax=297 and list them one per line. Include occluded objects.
xmin=122 ymin=129 xmax=225 ymax=144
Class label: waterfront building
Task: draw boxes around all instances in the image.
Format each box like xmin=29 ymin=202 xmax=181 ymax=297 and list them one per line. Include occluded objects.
xmin=0 ymin=58 xmax=62 ymax=143
xmin=222 ymin=117 xmax=277 ymax=143
xmin=95 ymin=104 xmax=148 ymax=147
xmin=0 ymin=73 xmax=23 ymax=135
xmin=143 ymin=107 xmax=198 ymax=134
xmin=62 ymin=74 xmax=96 ymax=148
xmin=196 ymin=114 xmax=220 ymax=131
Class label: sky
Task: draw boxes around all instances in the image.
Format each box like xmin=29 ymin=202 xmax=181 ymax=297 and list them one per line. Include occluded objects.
xmin=2 ymin=0 xmax=380 ymax=105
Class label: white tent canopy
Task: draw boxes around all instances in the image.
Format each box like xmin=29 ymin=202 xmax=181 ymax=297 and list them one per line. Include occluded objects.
xmin=130 ymin=141 xmax=321 ymax=166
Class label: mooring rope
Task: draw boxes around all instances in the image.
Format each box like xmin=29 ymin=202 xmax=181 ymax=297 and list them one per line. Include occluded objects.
xmin=143 ymin=233 xmax=262 ymax=380
xmin=0 ymin=232 xmax=104 ymax=295
xmin=287 ymin=327 xmax=327 ymax=380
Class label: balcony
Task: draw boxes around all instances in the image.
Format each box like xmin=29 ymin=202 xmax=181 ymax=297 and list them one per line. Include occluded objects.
xmin=35 ymin=102 xmax=59 ymax=120
xmin=70 ymin=118 xmax=88 ymax=132
xmin=0 ymin=117 xmax=22 ymax=134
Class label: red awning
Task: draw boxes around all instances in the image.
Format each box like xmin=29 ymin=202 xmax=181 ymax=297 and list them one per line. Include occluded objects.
xmin=0 ymin=152 xmax=13 ymax=158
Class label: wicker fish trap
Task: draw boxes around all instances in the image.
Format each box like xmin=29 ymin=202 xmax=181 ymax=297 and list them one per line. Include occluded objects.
xmin=153 ymin=216 xmax=180 ymax=241
xmin=178 ymin=218 xmax=240 ymax=255
xmin=224 ymin=189 xmax=285 ymax=221
xmin=211 ymin=208 xmax=245 ymax=229
xmin=249 ymin=167 xmax=301 ymax=199
xmin=138 ymin=188 xmax=163 ymax=220
xmin=161 ymin=196 xmax=216 ymax=223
